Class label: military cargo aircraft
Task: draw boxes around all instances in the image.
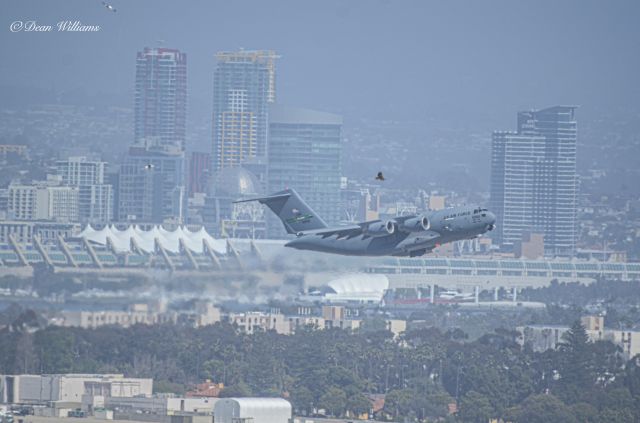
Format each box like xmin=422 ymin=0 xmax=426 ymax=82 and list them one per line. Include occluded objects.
xmin=235 ymin=188 xmax=496 ymax=257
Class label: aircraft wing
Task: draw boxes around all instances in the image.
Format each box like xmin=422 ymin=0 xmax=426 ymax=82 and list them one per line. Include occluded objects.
xmin=298 ymin=214 xmax=435 ymax=238
xmin=311 ymin=219 xmax=398 ymax=238
xmin=299 ymin=215 xmax=431 ymax=239
xmin=391 ymin=215 xmax=417 ymax=223
xmin=301 ymin=224 xmax=364 ymax=238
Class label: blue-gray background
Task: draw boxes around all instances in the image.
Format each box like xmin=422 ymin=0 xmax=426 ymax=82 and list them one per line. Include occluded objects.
xmin=2 ymin=0 xmax=639 ymax=126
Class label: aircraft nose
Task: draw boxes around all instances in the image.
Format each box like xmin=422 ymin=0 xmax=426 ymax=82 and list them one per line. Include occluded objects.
xmin=485 ymin=212 xmax=496 ymax=231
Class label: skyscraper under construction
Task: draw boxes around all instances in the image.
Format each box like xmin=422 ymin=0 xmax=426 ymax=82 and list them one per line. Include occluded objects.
xmin=212 ymin=50 xmax=278 ymax=171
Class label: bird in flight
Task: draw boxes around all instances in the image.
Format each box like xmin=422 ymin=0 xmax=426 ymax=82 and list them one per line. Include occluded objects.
xmin=143 ymin=164 xmax=154 ymax=170
xmin=375 ymin=171 xmax=385 ymax=181
xmin=102 ymin=1 xmax=116 ymax=12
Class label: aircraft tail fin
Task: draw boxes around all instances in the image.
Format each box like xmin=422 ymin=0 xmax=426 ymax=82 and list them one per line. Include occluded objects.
xmin=234 ymin=188 xmax=328 ymax=234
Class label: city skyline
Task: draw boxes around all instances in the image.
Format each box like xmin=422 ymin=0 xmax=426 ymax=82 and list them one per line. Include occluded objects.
xmin=0 ymin=3 xmax=638 ymax=259
xmin=2 ymin=3 xmax=640 ymax=421
xmin=0 ymin=39 xmax=618 ymax=260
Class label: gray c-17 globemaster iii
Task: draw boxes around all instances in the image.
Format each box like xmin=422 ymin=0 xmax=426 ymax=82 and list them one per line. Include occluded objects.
xmin=235 ymin=188 xmax=496 ymax=257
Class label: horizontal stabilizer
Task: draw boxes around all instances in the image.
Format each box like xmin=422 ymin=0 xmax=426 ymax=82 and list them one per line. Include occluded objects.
xmin=233 ymin=192 xmax=291 ymax=204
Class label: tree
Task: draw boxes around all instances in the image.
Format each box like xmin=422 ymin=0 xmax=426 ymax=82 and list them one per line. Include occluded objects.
xmin=598 ymin=408 xmax=635 ymax=423
xmin=459 ymin=391 xmax=495 ymax=423
xmin=34 ymin=327 xmax=76 ymax=373
xmin=569 ymin=403 xmax=598 ymax=423
xmin=591 ymin=340 xmax=623 ymax=388
xmin=360 ymin=316 xmax=388 ymax=333
xmin=595 ymin=387 xmax=635 ymax=413
xmin=421 ymin=389 xmax=454 ymax=420
xmin=0 ymin=313 xmax=637 ymax=422
xmin=318 ymin=386 xmax=347 ymax=417
xmin=383 ymin=389 xmax=415 ymax=420
xmin=290 ymin=385 xmax=314 ymax=415
xmin=202 ymin=358 xmax=226 ymax=382
xmin=557 ymin=320 xmax=593 ymax=401
xmin=503 ymin=394 xmax=576 ymax=423
xmin=623 ymin=356 xmax=640 ymax=397
xmin=219 ymin=381 xmax=252 ymax=397
xmin=153 ymin=380 xmax=185 ymax=395
xmin=346 ymin=393 xmax=371 ymax=417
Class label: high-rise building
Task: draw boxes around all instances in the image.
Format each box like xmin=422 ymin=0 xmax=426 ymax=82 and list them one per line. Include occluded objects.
xmin=107 ymin=172 xmax=120 ymax=222
xmin=78 ymin=185 xmax=113 ymax=224
xmin=118 ymin=146 xmax=186 ymax=223
xmin=188 ymin=151 xmax=212 ymax=197
xmin=56 ymin=157 xmax=113 ymax=223
xmin=490 ymin=106 xmax=578 ymax=257
xmin=267 ymin=105 xmax=342 ymax=236
xmin=490 ymin=132 xmax=547 ymax=248
xmin=120 ymin=46 xmax=188 ymax=223
xmin=8 ymin=181 xmax=79 ymax=222
xmin=56 ymin=156 xmax=106 ymax=186
xmin=0 ymin=188 xmax=9 ymax=220
xmin=135 ymin=47 xmax=187 ymax=151
xmin=212 ymin=50 xmax=277 ymax=171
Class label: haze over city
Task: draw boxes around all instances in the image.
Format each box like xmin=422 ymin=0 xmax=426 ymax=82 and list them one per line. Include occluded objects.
xmin=1 ymin=1 xmax=640 ymax=423
xmin=2 ymin=1 xmax=640 ymax=120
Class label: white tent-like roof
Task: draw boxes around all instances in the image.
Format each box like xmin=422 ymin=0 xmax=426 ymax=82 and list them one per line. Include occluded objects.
xmin=77 ymin=224 xmax=226 ymax=255
xmin=325 ymin=273 xmax=390 ymax=303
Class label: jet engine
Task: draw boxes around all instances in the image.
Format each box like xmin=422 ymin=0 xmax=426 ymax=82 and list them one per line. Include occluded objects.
xmin=364 ymin=220 xmax=396 ymax=237
xmin=399 ymin=215 xmax=430 ymax=232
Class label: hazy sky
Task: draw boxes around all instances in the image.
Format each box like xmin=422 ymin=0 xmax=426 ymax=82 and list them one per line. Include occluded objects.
xmin=2 ymin=0 xmax=639 ymax=125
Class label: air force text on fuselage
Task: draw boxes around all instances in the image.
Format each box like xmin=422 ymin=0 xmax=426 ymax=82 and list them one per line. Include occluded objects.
xmin=235 ymin=189 xmax=496 ymax=257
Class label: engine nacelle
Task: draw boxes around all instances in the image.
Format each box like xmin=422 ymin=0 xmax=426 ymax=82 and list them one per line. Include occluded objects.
xmin=364 ymin=220 xmax=396 ymax=237
xmin=399 ymin=215 xmax=430 ymax=232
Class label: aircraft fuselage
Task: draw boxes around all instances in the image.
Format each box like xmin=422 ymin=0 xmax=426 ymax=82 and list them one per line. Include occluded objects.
xmin=285 ymin=205 xmax=496 ymax=257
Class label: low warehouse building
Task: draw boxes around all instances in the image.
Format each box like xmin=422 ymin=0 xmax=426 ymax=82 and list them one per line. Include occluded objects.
xmin=213 ymin=398 xmax=291 ymax=423
xmin=0 ymin=374 xmax=152 ymax=405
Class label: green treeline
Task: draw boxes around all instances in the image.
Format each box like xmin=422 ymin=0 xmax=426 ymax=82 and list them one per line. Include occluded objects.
xmin=1 ymin=320 xmax=639 ymax=422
